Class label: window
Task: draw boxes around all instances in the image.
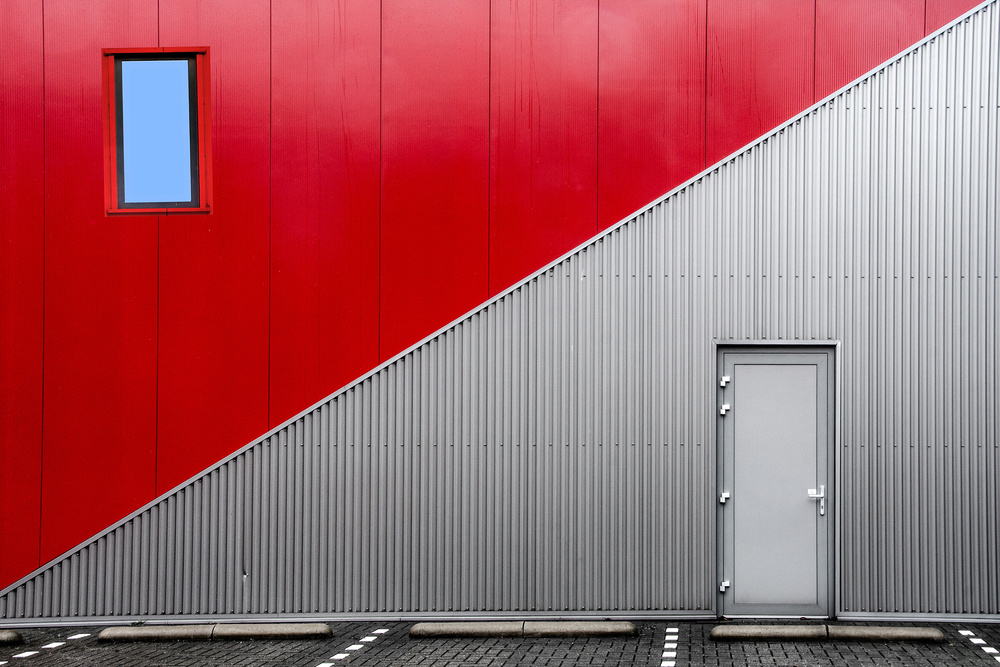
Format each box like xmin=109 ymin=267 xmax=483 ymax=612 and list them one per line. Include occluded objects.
xmin=102 ymin=48 xmax=213 ymax=214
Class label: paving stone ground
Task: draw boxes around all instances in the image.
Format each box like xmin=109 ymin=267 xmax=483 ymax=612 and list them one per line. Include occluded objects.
xmin=0 ymin=620 xmax=998 ymax=666
xmin=687 ymin=620 xmax=1000 ymax=666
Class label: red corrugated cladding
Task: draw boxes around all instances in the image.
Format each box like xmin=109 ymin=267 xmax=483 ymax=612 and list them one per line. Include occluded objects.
xmin=488 ymin=0 xmax=599 ymax=294
xmin=816 ymin=0 xmax=925 ymax=100
xmin=0 ymin=0 xmax=985 ymax=588
xmin=379 ymin=0 xmax=491 ymax=360
xmin=598 ymin=0 xmax=707 ymax=230
xmin=927 ymin=0 xmax=985 ymax=30
xmin=38 ymin=0 xmax=160 ymax=562
xmin=0 ymin=0 xmax=45 ymax=582
xmin=154 ymin=0 xmax=271 ymax=494
xmin=706 ymin=0 xmax=816 ymax=167
xmin=269 ymin=0 xmax=381 ymax=428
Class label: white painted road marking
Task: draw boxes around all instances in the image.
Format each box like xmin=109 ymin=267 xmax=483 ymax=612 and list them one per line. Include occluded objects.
xmin=67 ymin=634 xmax=90 ymax=640
xmin=958 ymin=629 xmax=1000 ymax=663
xmin=659 ymin=625 xmax=679 ymax=667
xmin=313 ymin=627 xmax=390 ymax=665
xmin=12 ymin=653 xmax=38 ymax=659
xmin=41 ymin=642 xmax=65 ymax=649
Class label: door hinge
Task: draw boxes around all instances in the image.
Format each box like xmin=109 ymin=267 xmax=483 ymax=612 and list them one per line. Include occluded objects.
xmin=720 ymin=403 xmax=731 ymax=416
xmin=719 ymin=580 xmax=731 ymax=593
xmin=720 ymin=375 xmax=731 ymax=387
xmin=719 ymin=492 xmax=730 ymax=504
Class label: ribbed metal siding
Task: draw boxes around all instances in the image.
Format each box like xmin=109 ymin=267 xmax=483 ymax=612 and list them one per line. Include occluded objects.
xmin=2 ymin=0 xmax=997 ymax=621
xmin=0 ymin=416 xmax=707 ymax=618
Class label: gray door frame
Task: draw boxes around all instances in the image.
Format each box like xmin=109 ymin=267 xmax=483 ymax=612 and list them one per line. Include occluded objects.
xmin=715 ymin=342 xmax=839 ymax=618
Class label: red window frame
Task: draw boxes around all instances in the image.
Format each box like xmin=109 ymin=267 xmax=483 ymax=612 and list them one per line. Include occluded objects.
xmin=102 ymin=47 xmax=213 ymax=215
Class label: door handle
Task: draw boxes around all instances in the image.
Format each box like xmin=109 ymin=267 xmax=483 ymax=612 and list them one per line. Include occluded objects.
xmin=807 ymin=485 xmax=825 ymax=515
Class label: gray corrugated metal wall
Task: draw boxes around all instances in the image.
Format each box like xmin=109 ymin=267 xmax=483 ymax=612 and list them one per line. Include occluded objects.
xmin=1 ymin=0 xmax=997 ymax=623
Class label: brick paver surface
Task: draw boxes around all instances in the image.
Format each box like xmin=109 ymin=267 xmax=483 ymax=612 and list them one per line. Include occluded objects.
xmin=1 ymin=620 xmax=998 ymax=666
xmin=686 ymin=621 xmax=1000 ymax=666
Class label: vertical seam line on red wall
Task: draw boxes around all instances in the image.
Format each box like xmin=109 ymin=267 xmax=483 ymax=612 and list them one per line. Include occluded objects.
xmin=38 ymin=0 xmax=48 ymax=570
xmin=595 ymin=0 xmax=600 ymax=232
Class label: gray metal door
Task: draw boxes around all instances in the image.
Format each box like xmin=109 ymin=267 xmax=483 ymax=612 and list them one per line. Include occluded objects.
xmin=717 ymin=347 xmax=835 ymax=617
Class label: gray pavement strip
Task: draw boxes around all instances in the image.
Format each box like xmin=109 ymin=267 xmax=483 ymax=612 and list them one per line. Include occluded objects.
xmin=409 ymin=620 xmax=637 ymax=638
xmin=710 ymin=624 xmax=946 ymax=642
xmin=97 ymin=622 xmax=331 ymax=642
xmin=0 ymin=629 xmax=24 ymax=645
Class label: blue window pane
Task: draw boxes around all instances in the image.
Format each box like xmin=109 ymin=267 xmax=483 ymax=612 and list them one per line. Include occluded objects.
xmin=121 ymin=60 xmax=193 ymax=204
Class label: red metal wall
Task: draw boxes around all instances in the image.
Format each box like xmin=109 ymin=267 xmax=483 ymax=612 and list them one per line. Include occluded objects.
xmin=0 ymin=0 xmax=45 ymax=586
xmin=815 ymin=0 xmax=925 ymax=100
xmin=489 ymin=0 xmax=599 ymax=293
xmin=0 ymin=0 xmax=984 ymax=589
xmin=707 ymin=0 xmax=817 ymax=167
xmin=155 ymin=0 xmax=272 ymax=494
xmin=598 ymin=0 xmax=707 ymax=231
xmin=269 ymin=0 xmax=381 ymax=429
xmin=380 ymin=0 xmax=491 ymax=359
xmin=39 ymin=0 xmax=160 ymax=565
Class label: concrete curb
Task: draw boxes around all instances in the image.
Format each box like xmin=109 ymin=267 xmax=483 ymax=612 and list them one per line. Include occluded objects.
xmin=524 ymin=621 xmax=638 ymax=637
xmin=711 ymin=625 xmax=827 ymax=640
xmin=411 ymin=622 xmax=524 ymax=638
xmin=0 ymin=629 xmax=25 ymax=645
xmin=212 ymin=623 xmax=333 ymax=639
xmin=99 ymin=625 xmax=215 ymax=642
xmin=827 ymin=626 xmax=945 ymax=642
xmin=710 ymin=625 xmax=946 ymax=643
xmin=410 ymin=621 xmax=638 ymax=638
xmin=97 ymin=622 xmax=331 ymax=642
